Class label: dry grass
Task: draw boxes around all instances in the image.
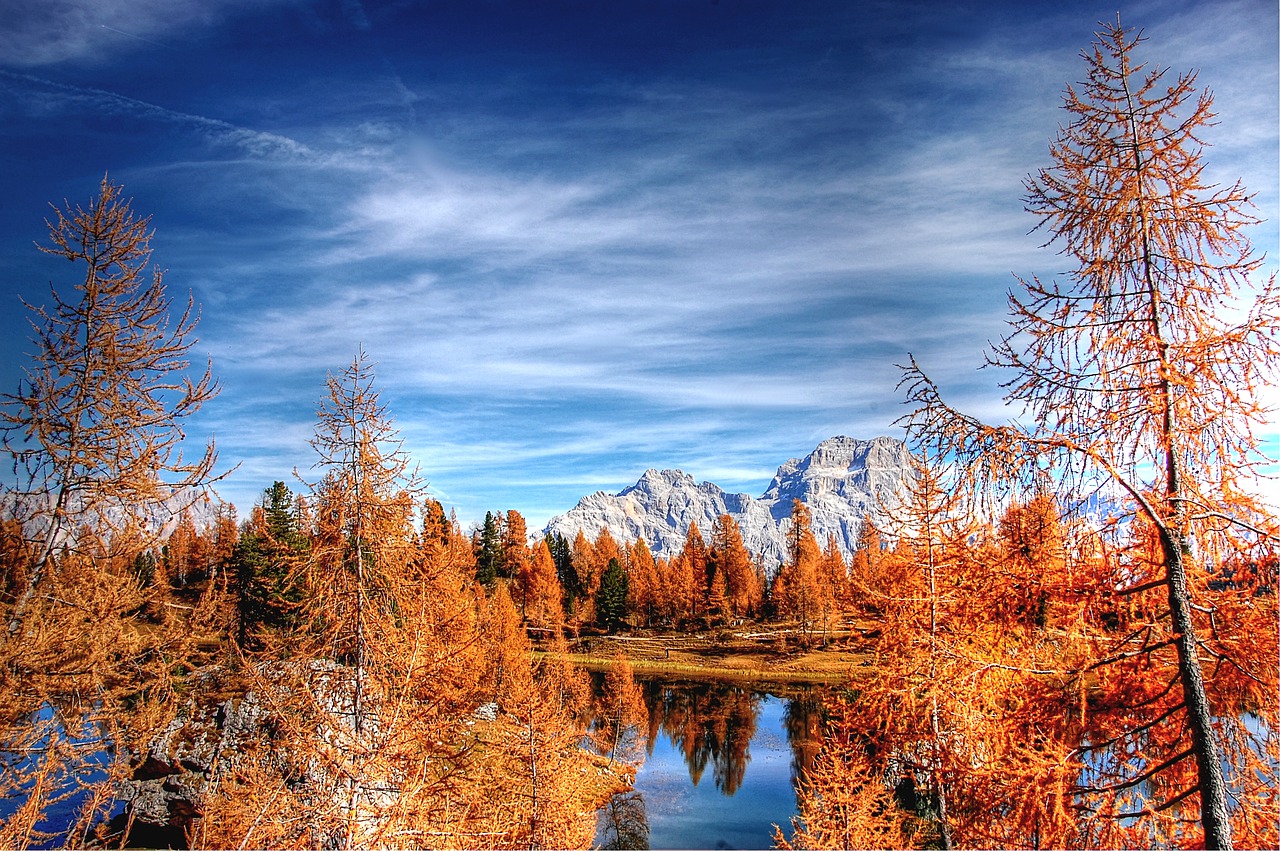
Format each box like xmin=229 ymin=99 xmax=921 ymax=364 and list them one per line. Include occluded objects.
xmin=535 ymin=622 xmax=878 ymax=685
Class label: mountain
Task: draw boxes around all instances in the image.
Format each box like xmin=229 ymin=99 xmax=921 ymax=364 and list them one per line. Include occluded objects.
xmin=1 ymin=487 xmax=217 ymax=547
xmin=543 ymin=435 xmax=912 ymax=566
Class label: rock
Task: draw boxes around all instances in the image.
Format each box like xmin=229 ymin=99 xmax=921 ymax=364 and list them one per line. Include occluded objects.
xmin=115 ymin=693 xmax=262 ymax=844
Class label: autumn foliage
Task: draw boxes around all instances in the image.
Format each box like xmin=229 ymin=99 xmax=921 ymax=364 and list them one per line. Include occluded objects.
xmin=789 ymin=19 xmax=1278 ymax=851
xmin=2 ymin=15 xmax=1277 ymax=851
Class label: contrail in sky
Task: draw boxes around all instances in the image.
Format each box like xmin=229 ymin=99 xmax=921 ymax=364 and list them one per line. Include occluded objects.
xmin=100 ymin=24 xmax=177 ymax=52
xmin=2 ymin=69 xmax=313 ymax=160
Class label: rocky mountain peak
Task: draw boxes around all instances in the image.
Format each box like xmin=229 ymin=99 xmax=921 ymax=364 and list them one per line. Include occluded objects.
xmin=544 ymin=436 xmax=912 ymax=567
xmin=622 ymin=468 xmax=697 ymax=495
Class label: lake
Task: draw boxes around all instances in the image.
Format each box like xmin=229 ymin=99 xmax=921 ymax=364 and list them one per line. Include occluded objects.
xmin=6 ymin=679 xmax=827 ymax=850
xmin=595 ymin=677 xmax=828 ymax=850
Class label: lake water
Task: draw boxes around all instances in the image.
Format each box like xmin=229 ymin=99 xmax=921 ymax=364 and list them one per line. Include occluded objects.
xmin=8 ymin=680 xmax=826 ymax=850
xmin=596 ymin=677 xmax=827 ymax=850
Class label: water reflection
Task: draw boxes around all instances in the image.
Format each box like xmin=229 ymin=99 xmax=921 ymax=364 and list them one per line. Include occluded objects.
xmin=643 ymin=679 xmax=761 ymax=795
xmin=780 ymin=693 xmax=825 ymax=786
xmin=596 ymin=677 xmax=830 ymax=850
xmin=598 ymin=790 xmax=650 ymax=850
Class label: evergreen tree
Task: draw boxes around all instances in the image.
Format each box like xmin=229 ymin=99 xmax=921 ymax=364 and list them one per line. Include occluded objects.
xmin=231 ymin=481 xmax=308 ymax=647
xmin=474 ymin=511 xmax=503 ymax=586
xmin=595 ymin=558 xmax=630 ymax=632
xmin=546 ymin=532 xmax=577 ymax=614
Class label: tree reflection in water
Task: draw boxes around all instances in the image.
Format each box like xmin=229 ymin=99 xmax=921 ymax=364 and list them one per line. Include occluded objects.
xmin=596 ymin=675 xmax=832 ymax=849
xmin=781 ymin=690 xmax=826 ymax=785
xmin=643 ymin=679 xmax=762 ymax=795
xmin=598 ymin=791 xmax=650 ymax=850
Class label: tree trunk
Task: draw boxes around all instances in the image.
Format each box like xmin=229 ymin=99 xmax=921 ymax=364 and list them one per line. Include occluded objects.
xmin=1163 ymin=531 xmax=1233 ymax=849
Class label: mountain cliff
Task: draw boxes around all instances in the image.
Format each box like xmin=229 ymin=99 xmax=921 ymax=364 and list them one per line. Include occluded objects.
xmin=543 ymin=435 xmax=912 ymax=565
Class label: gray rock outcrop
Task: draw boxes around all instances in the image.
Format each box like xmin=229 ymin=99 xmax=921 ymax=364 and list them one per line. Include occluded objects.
xmin=114 ymin=693 xmax=262 ymax=844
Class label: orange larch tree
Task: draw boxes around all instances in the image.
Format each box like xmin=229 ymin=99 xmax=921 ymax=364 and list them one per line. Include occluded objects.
xmin=819 ymin=533 xmax=849 ymax=618
xmin=520 ymin=538 xmax=566 ymax=633
xmin=625 ymin=538 xmax=660 ymax=627
xmin=674 ymin=523 xmax=708 ymax=624
xmin=569 ymin=530 xmax=598 ymax=625
xmin=898 ymin=19 xmax=1278 ymax=848
xmin=1 ymin=176 xmax=221 ymax=637
xmin=502 ymin=509 xmax=532 ymax=599
xmin=847 ymin=514 xmax=889 ymax=618
xmin=772 ymin=500 xmax=830 ymax=640
xmin=710 ymin=514 xmax=762 ymax=620
xmin=202 ymin=355 xmax=615 ymax=849
xmin=0 ymin=178 xmax=221 ymax=849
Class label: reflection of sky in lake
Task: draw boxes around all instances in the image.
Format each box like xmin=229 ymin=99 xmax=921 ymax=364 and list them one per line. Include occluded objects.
xmin=636 ymin=695 xmax=796 ymax=850
xmin=0 ymin=705 xmax=114 ymax=850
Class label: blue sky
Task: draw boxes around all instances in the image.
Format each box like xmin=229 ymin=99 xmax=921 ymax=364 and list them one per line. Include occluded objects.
xmin=1 ymin=0 xmax=1276 ymax=531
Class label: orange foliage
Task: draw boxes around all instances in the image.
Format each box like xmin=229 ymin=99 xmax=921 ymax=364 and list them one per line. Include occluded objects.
xmin=890 ymin=18 xmax=1278 ymax=849
xmin=518 ymin=539 xmax=565 ymax=633
xmin=710 ymin=514 xmax=764 ymax=620
xmin=625 ymin=538 xmax=659 ymax=627
xmin=772 ymin=501 xmax=834 ymax=639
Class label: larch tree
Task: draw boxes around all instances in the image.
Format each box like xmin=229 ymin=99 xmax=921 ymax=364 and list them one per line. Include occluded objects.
xmin=259 ymin=349 xmax=434 ymax=846
xmin=569 ymin=530 xmax=598 ymax=625
xmin=1 ymin=176 xmax=220 ymax=638
xmin=519 ymin=539 xmax=565 ymax=633
xmin=773 ymin=500 xmax=828 ymax=639
xmin=503 ymin=509 xmax=531 ymax=594
xmin=675 ymin=522 xmax=707 ymax=624
xmin=626 ymin=538 xmax=659 ymax=627
xmin=300 ymin=349 xmax=424 ymax=730
xmin=163 ymin=507 xmax=201 ymax=587
xmin=205 ymin=352 xmax=509 ymax=849
xmin=207 ymin=499 xmax=238 ymax=583
xmin=592 ymin=529 xmax=625 ymax=585
xmin=0 ymin=178 xmax=221 ymax=849
xmin=819 ymin=533 xmax=849 ymax=624
xmin=995 ymin=492 xmax=1068 ymax=631
xmin=847 ymin=515 xmax=888 ymax=618
xmin=899 ymin=19 xmax=1278 ymax=848
xmin=710 ymin=514 xmax=762 ymax=620
xmin=704 ymin=568 xmax=729 ymax=627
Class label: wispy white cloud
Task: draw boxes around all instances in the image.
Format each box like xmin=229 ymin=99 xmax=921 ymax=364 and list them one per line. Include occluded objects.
xmin=0 ymin=0 xmax=302 ymax=67
xmin=4 ymin=0 xmax=1273 ymax=528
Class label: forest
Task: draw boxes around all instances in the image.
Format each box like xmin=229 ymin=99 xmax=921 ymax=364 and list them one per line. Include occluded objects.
xmin=1 ymin=19 xmax=1277 ymax=851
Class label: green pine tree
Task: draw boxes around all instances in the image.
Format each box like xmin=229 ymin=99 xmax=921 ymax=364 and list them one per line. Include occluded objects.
xmin=233 ymin=481 xmax=309 ymax=647
xmin=474 ymin=511 xmax=502 ymax=586
xmin=595 ymin=558 xmax=629 ymax=633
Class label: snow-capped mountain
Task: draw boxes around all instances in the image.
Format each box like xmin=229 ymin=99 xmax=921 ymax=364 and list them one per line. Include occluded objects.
xmin=1 ymin=487 xmax=218 ymax=548
xmin=543 ymin=436 xmax=913 ymax=566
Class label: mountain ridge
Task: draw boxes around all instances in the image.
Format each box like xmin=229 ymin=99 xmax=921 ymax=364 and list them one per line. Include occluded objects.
xmin=543 ymin=435 xmax=912 ymax=566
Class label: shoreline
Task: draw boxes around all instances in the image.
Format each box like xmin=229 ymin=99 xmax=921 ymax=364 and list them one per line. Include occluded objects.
xmin=534 ymin=623 xmax=876 ymax=686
